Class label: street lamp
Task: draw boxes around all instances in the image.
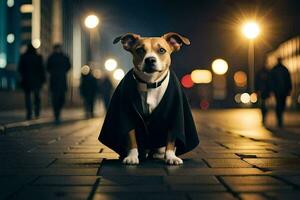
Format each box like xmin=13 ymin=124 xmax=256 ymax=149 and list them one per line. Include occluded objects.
xmin=84 ymin=15 xmax=99 ymax=29
xmin=242 ymin=21 xmax=260 ymax=92
xmin=84 ymin=14 xmax=100 ymax=64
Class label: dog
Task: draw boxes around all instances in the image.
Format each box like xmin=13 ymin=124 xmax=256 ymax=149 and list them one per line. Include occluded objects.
xmin=99 ymin=32 xmax=199 ymax=165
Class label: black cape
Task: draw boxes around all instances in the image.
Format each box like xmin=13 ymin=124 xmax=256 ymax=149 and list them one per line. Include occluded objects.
xmin=98 ymin=69 xmax=199 ymax=158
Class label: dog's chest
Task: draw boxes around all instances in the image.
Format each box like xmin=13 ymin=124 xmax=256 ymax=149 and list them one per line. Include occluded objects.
xmin=138 ymin=73 xmax=170 ymax=114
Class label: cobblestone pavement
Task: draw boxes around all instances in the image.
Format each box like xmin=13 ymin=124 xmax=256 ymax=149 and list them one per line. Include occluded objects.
xmin=1 ymin=109 xmax=300 ymax=200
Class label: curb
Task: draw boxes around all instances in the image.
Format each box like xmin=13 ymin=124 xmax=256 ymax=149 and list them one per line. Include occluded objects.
xmin=0 ymin=117 xmax=85 ymax=135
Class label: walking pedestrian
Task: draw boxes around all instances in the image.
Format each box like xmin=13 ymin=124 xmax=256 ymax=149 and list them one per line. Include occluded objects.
xmin=270 ymin=58 xmax=292 ymax=127
xmin=98 ymin=73 xmax=113 ymax=112
xmin=80 ymin=67 xmax=98 ymax=118
xmin=18 ymin=44 xmax=45 ymax=120
xmin=255 ymin=66 xmax=271 ymax=125
xmin=46 ymin=44 xmax=71 ymax=124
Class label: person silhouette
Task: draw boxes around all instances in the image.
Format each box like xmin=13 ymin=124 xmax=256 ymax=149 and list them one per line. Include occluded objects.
xmin=46 ymin=44 xmax=71 ymax=124
xmin=255 ymin=66 xmax=271 ymax=125
xmin=18 ymin=44 xmax=45 ymax=120
xmin=270 ymin=58 xmax=292 ymax=127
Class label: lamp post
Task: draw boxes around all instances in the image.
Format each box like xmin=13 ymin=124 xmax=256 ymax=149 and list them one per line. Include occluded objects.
xmin=84 ymin=14 xmax=100 ymax=64
xmin=242 ymin=22 xmax=260 ymax=92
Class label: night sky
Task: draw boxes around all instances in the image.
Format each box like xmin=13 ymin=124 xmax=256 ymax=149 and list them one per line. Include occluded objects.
xmin=78 ymin=0 xmax=300 ymax=77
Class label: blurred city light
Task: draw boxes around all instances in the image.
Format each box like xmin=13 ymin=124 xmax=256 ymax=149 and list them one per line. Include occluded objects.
xmin=32 ymin=39 xmax=41 ymax=48
xmin=0 ymin=53 xmax=7 ymax=68
xmin=240 ymin=92 xmax=251 ymax=104
xmin=113 ymin=68 xmax=125 ymax=80
xmin=6 ymin=33 xmax=15 ymax=44
xmin=181 ymin=74 xmax=194 ymax=88
xmin=84 ymin=15 xmax=99 ymax=29
xmin=7 ymin=0 xmax=14 ymax=7
xmin=200 ymin=99 xmax=209 ymax=110
xmin=104 ymin=58 xmax=117 ymax=71
xmin=212 ymin=59 xmax=228 ymax=75
xmin=191 ymin=69 xmax=212 ymax=84
xmin=242 ymin=22 xmax=260 ymax=39
xmin=234 ymin=93 xmax=242 ymax=103
xmin=250 ymin=93 xmax=257 ymax=103
xmin=81 ymin=65 xmax=90 ymax=75
xmin=234 ymin=71 xmax=247 ymax=87
xmin=20 ymin=4 xmax=34 ymax=13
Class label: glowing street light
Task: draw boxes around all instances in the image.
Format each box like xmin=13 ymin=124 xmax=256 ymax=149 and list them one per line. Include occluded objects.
xmin=212 ymin=59 xmax=228 ymax=75
xmin=242 ymin=21 xmax=260 ymax=93
xmin=84 ymin=15 xmax=100 ymax=29
xmin=113 ymin=68 xmax=125 ymax=80
xmin=242 ymin=22 xmax=260 ymax=39
xmin=104 ymin=58 xmax=117 ymax=71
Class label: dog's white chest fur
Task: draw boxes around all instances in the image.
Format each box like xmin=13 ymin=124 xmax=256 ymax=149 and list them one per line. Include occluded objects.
xmin=137 ymin=71 xmax=170 ymax=114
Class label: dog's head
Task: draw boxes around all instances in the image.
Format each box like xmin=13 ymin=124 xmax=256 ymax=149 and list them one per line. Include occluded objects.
xmin=113 ymin=32 xmax=190 ymax=83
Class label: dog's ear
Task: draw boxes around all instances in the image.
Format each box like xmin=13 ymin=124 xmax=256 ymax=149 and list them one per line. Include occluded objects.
xmin=113 ymin=33 xmax=141 ymax=51
xmin=162 ymin=32 xmax=190 ymax=52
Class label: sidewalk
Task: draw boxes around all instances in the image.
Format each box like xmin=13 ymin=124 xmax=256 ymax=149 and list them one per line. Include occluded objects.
xmin=0 ymin=106 xmax=105 ymax=135
xmin=1 ymin=109 xmax=300 ymax=199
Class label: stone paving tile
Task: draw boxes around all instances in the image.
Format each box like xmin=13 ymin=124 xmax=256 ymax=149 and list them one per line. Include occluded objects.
xmin=166 ymin=167 xmax=264 ymax=175
xmin=95 ymin=185 xmax=169 ymax=192
xmin=265 ymin=191 xmax=300 ymax=200
xmin=278 ymin=175 xmax=300 ymax=186
xmin=221 ymin=176 xmax=285 ymax=185
xmin=0 ymin=168 xmax=98 ymax=176
xmin=205 ymin=159 xmax=253 ymax=168
xmin=228 ymin=185 xmax=293 ymax=192
xmin=188 ymin=192 xmax=237 ymax=200
xmin=169 ymin=184 xmax=226 ymax=192
xmin=99 ymin=175 xmax=163 ymax=185
xmin=93 ymin=192 xmax=187 ymax=200
xmin=243 ymin=158 xmax=300 ymax=168
xmin=239 ymin=194 xmax=269 ymax=200
xmin=33 ymin=176 xmax=99 ymax=186
xmin=163 ymin=175 xmax=219 ymax=184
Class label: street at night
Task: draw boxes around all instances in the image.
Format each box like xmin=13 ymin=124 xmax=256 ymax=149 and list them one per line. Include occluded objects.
xmin=1 ymin=0 xmax=300 ymax=199
xmin=1 ymin=109 xmax=300 ymax=199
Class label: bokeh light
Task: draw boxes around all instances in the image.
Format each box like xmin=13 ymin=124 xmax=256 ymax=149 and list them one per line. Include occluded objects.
xmin=234 ymin=71 xmax=247 ymax=87
xmin=32 ymin=39 xmax=41 ymax=48
xmin=113 ymin=68 xmax=125 ymax=80
xmin=250 ymin=93 xmax=257 ymax=103
xmin=6 ymin=33 xmax=15 ymax=44
xmin=212 ymin=59 xmax=228 ymax=75
xmin=234 ymin=93 xmax=242 ymax=103
xmin=191 ymin=69 xmax=212 ymax=84
xmin=104 ymin=58 xmax=117 ymax=71
xmin=181 ymin=74 xmax=194 ymax=88
xmin=84 ymin=15 xmax=99 ymax=29
xmin=241 ymin=93 xmax=251 ymax=104
xmin=242 ymin=22 xmax=260 ymax=39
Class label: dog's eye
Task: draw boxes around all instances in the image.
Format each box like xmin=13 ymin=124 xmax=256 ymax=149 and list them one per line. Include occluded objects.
xmin=135 ymin=47 xmax=145 ymax=54
xmin=158 ymin=48 xmax=166 ymax=54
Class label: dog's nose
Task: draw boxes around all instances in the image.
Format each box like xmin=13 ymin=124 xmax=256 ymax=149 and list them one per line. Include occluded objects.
xmin=144 ymin=57 xmax=156 ymax=65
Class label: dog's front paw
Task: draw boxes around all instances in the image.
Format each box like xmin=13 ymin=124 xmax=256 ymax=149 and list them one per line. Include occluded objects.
xmin=122 ymin=148 xmax=139 ymax=165
xmin=165 ymin=150 xmax=183 ymax=165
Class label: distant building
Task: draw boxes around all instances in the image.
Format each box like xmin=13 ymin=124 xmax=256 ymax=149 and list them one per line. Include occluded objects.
xmin=266 ymin=35 xmax=300 ymax=109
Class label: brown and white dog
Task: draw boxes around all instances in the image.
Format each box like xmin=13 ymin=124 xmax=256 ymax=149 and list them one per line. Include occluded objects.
xmin=113 ymin=32 xmax=190 ymax=165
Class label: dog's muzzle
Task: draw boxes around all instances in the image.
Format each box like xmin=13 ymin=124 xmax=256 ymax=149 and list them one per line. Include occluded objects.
xmin=143 ymin=57 xmax=161 ymax=73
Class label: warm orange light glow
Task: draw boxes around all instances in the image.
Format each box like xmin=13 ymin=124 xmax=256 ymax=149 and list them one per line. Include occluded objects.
xmin=241 ymin=93 xmax=251 ymax=104
xmin=84 ymin=15 xmax=100 ymax=29
xmin=20 ymin=4 xmax=34 ymax=13
xmin=250 ymin=93 xmax=257 ymax=103
xmin=234 ymin=71 xmax=247 ymax=87
xmin=191 ymin=69 xmax=212 ymax=84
